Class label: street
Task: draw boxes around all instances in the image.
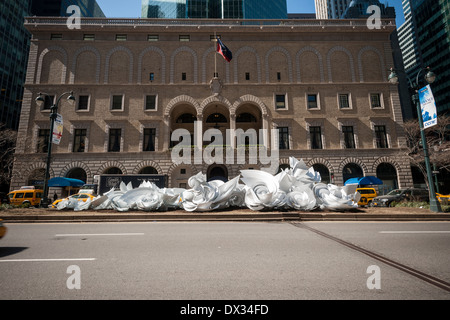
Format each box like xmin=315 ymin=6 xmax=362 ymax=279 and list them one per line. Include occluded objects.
xmin=0 ymin=221 xmax=449 ymax=302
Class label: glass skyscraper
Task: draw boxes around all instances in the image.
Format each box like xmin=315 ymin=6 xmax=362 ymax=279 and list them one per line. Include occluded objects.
xmin=142 ymin=0 xmax=287 ymax=19
xmin=399 ymin=0 xmax=449 ymax=114
xmin=31 ymin=0 xmax=105 ymax=17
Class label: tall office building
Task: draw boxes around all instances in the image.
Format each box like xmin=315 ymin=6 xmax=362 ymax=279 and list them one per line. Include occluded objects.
xmin=0 ymin=0 xmax=32 ymax=130
xmin=398 ymin=0 xmax=449 ymax=114
xmin=31 ymin=0 xmax=105 ymax=17
xmin=142 ymin=0 xmax=288 ymax=19
xmin=315 ymin=0 xmax=351 ymax=19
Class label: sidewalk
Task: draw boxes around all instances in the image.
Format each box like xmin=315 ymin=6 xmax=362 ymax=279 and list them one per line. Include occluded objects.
xmin=1 ymin=207 xmax=449 ymax=223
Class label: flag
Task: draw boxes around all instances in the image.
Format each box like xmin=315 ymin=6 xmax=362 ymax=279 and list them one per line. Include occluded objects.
xmin=216 ymin=38 xmax=232 ymax=62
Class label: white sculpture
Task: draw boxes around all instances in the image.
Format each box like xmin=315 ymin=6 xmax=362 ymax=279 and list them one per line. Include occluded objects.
xmin=54 ymin=157 xmax=360 ymax=212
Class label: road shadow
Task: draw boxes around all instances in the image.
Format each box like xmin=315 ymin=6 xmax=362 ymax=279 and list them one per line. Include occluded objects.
xmin=0 ymin=247 xmax=28 ymax=258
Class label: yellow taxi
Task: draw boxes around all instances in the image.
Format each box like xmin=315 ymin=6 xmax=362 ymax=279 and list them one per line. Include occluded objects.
xmin=356 ymin=187 xmax=377 ymax=207
xmin=50 ymin=192 xmax=96 ymax=208
xmin=0 ymin=219 xmax=7 ymax=239
xmin=8 ymin=187 xmax=43 ymax=207
xmin=436 ymin=193 xmax=450 ymax=205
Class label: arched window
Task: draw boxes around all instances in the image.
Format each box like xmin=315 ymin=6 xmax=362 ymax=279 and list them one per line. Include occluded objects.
xmin=313 ymin=164 xmax=330 ymax=184
xmin=104 ymin=167 xmax=122 ymax=174
xmin=343 ymin=163 xmax=363 ymax=184
xmin=66 ymin=167 xmax=87 ymax=183
xmin=206 ymin=113 xmax=227 ymax=123
xmin=236 ymin=113 xmax=257 ymax=123
xmin=176 ymin=113 xmax=197 ymax=123
xmin=139 ymin=166 xmax=158 ymax=174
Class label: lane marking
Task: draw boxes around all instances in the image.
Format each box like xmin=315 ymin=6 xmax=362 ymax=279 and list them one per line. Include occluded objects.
xmin=380 ymin=231 xmax=450 ymax=234
xmin=0 ymin=258 xmax=96 ymax=262
xmin=54 ymin=233 xmax=145 ymax=237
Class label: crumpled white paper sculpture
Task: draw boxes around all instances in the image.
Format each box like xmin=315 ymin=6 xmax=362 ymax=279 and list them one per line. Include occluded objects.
xmin=53 ymin=157 xmax=361 ymax=212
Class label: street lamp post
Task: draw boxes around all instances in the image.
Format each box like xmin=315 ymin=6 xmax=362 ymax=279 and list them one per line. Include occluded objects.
xmin=388 ymin=67 xmax=442 ymax=213
xmin=35 ymin=91 xmax=75 ymax=207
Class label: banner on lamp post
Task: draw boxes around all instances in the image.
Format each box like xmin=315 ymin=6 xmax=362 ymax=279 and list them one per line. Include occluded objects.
xmin=52 ymin=113 xmax=63 ymax=145
xmin=418 ymin=85 xmax=438 ymax=129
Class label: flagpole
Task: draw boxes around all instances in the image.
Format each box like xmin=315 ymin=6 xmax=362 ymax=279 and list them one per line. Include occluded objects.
xmin=214 ymin=31 xmax=217 ymax=78
xmin=221 ymin=0 xmax=224 ymax=19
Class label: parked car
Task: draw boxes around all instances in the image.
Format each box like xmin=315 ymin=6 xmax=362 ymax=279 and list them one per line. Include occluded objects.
xmin=356 ymin=187 xmax=377 ymax=207
xmin=372 ymin=188 xmax=429 ymax=207
xmin=0 ymin=192 xmax=10 ymax=204
xmin=50 ymin=192 xmax=96 ymax=208
xmin=0 ymin=219 xmax=7 ymax=239
xmin=8 ymin=187 xmax=43 ymax=207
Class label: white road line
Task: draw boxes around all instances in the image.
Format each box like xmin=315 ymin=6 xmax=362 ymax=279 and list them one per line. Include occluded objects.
xmin=54 ymin=233 xmax=145 ymax=237
xmin=0 ymin=258 xmax=96 ymax=262
xmin=380 ymin=231 xmax=450 ymax=234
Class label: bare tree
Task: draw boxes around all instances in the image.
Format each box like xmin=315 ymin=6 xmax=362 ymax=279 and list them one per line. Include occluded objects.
xmin=400 ymin=114 xmax=450 ymax=188
xmin=0 ymin=124 xmax=18 ymax=186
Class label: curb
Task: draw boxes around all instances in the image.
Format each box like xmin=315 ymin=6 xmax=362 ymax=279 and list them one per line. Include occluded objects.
xmin=2 ymin=213 xmax=450 ymax=223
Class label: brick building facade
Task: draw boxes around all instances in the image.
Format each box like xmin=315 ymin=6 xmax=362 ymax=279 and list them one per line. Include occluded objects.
xmin=11 ymin=17 xmax=414 ymax=195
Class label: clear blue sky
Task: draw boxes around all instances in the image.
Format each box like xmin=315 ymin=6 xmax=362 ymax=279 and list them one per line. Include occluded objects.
xmin=96 ymin=0 xmax=404 ymax=26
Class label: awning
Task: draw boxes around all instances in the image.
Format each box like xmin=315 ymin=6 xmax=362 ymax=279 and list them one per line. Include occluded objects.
xmin=48 ymin=177 xmax=85 ymax=187
xmin=344 ymin=176 xmax=383 ymax=186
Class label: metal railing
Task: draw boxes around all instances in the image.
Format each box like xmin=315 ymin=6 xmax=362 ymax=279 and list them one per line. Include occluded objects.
xmin=24 ymin=17 xmax=396 ymax=28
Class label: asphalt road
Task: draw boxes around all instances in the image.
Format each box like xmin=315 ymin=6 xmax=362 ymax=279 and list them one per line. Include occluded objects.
xmin=0 ymin=221 xmax=449 ymax=302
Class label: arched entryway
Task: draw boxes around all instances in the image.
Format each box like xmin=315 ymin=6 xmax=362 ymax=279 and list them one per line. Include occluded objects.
xmin=170 ymin=104 xmax=197 ymax=148
xmin=313 ymin=164 xmax=331 ymax=184
xmin=104 ymin=167 xmax=123 ymax=174
xmin=66 ymin=167 xmax=87 ymax=183
xmin=235 ymin=104 xmax=262 ymax=147
xmin=138 ymin=166 xmax=158 ymax=174
xmin=342 ymin=163 xmax=363 ymax=184
xmin=207 ymin=165 xmax=228 ymax=182
xmin=376 ymin=163 xmax=398 ymax=193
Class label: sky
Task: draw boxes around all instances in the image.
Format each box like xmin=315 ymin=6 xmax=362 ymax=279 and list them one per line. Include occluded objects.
xmin=96 ymin=0 xmax=405 ymax=26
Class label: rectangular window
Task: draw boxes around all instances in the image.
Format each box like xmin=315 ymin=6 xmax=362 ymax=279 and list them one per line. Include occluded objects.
xmin=115 ymin=34 xmax=127 ymax=41
xmin=179 ymin=35 xmax=190 ymax=42
xmin=245 ymin=73 xmax=250 ymax=81
xmin=148 ymin=35 xmax=159 ymax=41
xmin=73 ymin=129 xmax=86 ymax=152
xmin=278 ymin=127 xmax=290 ymax=150
xmin=77 ymin=95 xmax=89 ymax=110
xmin=37 ymin=129 xmax=50 ymax=153
xmin=277 ymin=72 xmax=281 ymax=81
xmin=339 ymin=94 xmax=350 ymax=109
xmin=307 ymin=94 xmax=318 ymax=109
xmin=370 ymin=93 xmax=382 ymax=108
xmin=143 ymin=128 xmax=156 ymax=152
xmin=108 ymin=129 xmax=121 ymax=152
xmin=275 ymin=94 xmax=286 ymax=109
xmin=375 ymin=125 xmax=388 ymax=148
xmin=149 ymin=73 xmax=155 ymax=82
xmin=111 ymin=95 xmax=123 ymax=110
xmin=43 ymin=95 xmax=55 ymax=110
xmin=310 ymin=126 xmax=323 ymax=149
xmin=342 ymin=126 xmax=356 ymax=149
xmin=145 ymin=95 xmax=157 ymax=110
xmin=182 ymin=73 xmax=187 ymax=81
xmin=83 ymin=34 xmax=95 ymax=41
xmin=51 ymin=34 xmax=62 ymax=40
